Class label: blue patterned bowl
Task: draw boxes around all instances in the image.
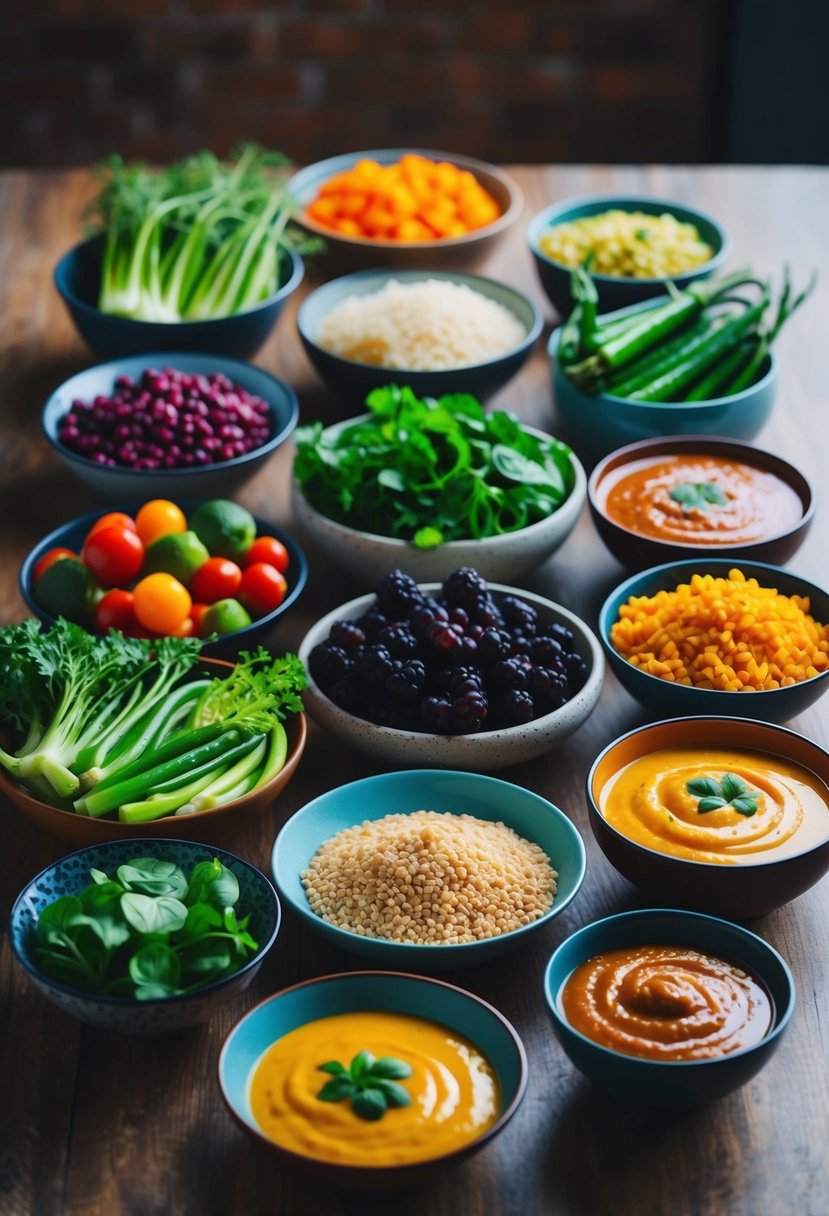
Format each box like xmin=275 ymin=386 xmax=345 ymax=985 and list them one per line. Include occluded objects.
xmin=9 ymin=839 xmax=280 ymax=1035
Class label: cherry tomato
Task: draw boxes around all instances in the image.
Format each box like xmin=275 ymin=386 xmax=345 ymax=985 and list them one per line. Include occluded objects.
xmin=189 ymin=603 xmax=211 ymax=638
xmin=87 ymin=512 xmax=137 ymax=538
xmin=133 ymin=573 xmax=192 ymax=635
xmin=94 ymin=589 xmax=137 ymax=634
xmin=135 ymin=499 xmax=187 ymax=547
xmin=81 ymin=524 xmax=144 ymax=589
xmin=191 ymin=557 xmax=242 ymax=604
xmin=33 ymin=547 xmax=77 ymax=583
xmin=239 ymin=562 xmax=288 ymax=616
xmin=243 ymin=536 xmax=289 ymax=574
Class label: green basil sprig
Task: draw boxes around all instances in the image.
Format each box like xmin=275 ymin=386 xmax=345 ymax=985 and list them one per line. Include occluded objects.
xmin=317 ymin=1051 xmax=413 ymax=1121
xmin=669 ymin=481 xmax=728 ymax=510
xmin=687 ymin=773 xmax=760 ymax=817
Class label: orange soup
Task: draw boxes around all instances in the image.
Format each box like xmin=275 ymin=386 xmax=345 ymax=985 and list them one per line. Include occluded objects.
xmin=562 ymin=945 xmax=773 ymax=1060
xmin=601 ymin=454 xmax=803 ymax=546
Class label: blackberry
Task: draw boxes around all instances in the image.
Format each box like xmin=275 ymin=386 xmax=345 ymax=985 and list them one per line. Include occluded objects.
xmin=544 ymin=621 xmax=575 ymax=648
xmin=452 ymin=689 xmax=489 ymax=734
xmin=308 ymin=642 xmax=350 ymax=690
xmin=427 ymin=621 xmax=461 ymax=655
xmin=566 ymin=653 xmax=590 ymax=692
xmin=355 ymin=608 xmax=388 ymax=639
xmin=530 ymin=666 xmax=569 ymax=711
xmin=498 ymin=688 xmax=535 ymax=725
xmin=442 ymin=567 xmax=488 ymax=609
xmin=328 ymin=672 xmax=367 ymax=714
xmin=375 ymin=570 xmax=423 ymax=617
xmin=501 ymin=595 xmax=538 ymax=636
xmin=354 ymin=644 xmax=395 ymax=686
xmin=530 ymin=635 xmax=565 ymax=668
xmin=457 ymin=636 xmax=479 ymax=662
xmin=477 ymin=628 xmax=513 ymax=667
xmin=420 ymin=695 xmax=454 ymax=734
xmin=447 ymin=666 xmax=485 ymax=697
xmin=376 ymin=622 xmax=419 ymax=658
xmin=468 ymin=593 xmax=503 ymax=629
xmin=491 ymin=657 xmax=530 ymax=690
xmin=329 ymin=620 xmax=366 ymax=651
xmin=385 ymin=658 xmax=427 ymax=704
xmin=447 ymin=606 xmax=469 ymax=629
xmin=509 ymin=631 xmax=533 ymax=658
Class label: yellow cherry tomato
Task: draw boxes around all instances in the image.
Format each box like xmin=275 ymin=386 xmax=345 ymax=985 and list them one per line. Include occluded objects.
xmin=135 ymin=499 xmax=187 ymax=547
xmin=133 ymin=572 xmax=192 ymax=635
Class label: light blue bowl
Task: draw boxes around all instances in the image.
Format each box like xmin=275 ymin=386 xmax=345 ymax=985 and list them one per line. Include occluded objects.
xmin=272 ymin=769 xmax=586 ymax=967
xmin=549 ymin=327 xmax=777 ymax=464
xmin=41 ymin=353 xmax=300 ymax=501
xmin=10 ymin=838 xmax=281 ymax=1036
xmin=528 ymin=194 xmax=730 ymax=316
xmin=297 ymin=269 xmax=542 ymax=408
xmin=599 ymin=558 xmax=829 ymax=722
xmin=218 ymin=970 xmax=528 ymax=1186
xmin=543 ymin=909 xmax=795 ymax=1108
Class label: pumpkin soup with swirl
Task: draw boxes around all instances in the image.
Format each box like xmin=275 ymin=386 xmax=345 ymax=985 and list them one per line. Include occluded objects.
xmin=600 ymin=747 xmax=829 ymax=864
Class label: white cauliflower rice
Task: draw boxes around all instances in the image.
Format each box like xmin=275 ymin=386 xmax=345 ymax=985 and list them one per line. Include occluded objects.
xmin=315 ymin=278 xmax=528 ymax=371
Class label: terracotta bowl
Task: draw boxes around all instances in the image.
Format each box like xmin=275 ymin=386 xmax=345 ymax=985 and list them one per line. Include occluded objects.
xmin=588 ymin=435 xmax=815 ymax=571
xmin=586 ymin=716 xmax=829 ymax=918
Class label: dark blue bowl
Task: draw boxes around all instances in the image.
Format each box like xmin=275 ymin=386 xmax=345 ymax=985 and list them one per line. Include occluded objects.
xmin=528 ymin=194 xmax=730 ymax=317
xmin=41 ymin=353 xmax=299 ymax=501
xmin=543 ymin=909 xmax=795 ymax=1107
xmin=19 ymin=498 xmax=308 ymax=660
xmin=54 ymin=238 xmax=304 ymax=361
xmin=297 ymin=269 xmax=542 ymax=408
xmin=599 ymin=558 xmax=829 ymax=722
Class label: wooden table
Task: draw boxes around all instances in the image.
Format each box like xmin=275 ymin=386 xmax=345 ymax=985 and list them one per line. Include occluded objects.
xmin=1 ymin=167 xmax=827 ymax=1216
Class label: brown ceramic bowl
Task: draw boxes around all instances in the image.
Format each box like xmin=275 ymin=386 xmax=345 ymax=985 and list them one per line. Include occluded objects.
xmin=587 ymin=717 xmax=829 ymax=919
xmin=0 ymin=658 xmax=307 ymax=846
xmin=588 ymin=435 xmax=815 ymax=571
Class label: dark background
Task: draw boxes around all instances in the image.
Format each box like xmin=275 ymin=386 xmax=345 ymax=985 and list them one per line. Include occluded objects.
xmin=1 ymin=0 xmax=827 ymax=169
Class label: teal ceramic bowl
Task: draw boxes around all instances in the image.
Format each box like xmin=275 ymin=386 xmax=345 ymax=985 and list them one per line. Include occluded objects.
xmin=297 ymin=269 xmax=542 ymax=408
xmin=271 ymin=769 xmax=586 ymax=967
xmin=549 ymin=327 xmax=777 ymax=463
xmin=10 ymin=838 xmax=281 ymax=1036
xmin=599 ymin=558 xmax=829 ymax=723
xmin=528 ymin=194 xmax=729 ymax=316
xmin=543 ymin=909 xmax=795 ymax=1108
xmin=218 ymin=970 xmax=528 ymax=1186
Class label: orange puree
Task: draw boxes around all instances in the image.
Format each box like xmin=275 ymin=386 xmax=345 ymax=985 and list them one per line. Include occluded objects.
xmin=601 ymin=454 xmax=802 ymax=545
xmin=600 ymin=746 xmax=829 ymax=864
xmin=562 ymin=945 xmax=773 ymax=1060
xmin=249 ymin=1011 xmax=499 ymax=1166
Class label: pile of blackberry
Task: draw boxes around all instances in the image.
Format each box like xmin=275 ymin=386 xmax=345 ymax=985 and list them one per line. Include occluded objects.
xmin=308 ymin=568 xmax=590 ymax=735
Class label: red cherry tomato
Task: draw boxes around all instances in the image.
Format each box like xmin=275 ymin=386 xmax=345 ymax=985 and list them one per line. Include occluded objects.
xmin=189 ymin=603 xmax=211 ymax=638
xmin=239 ymin=562 xmax=288 ymax=616
xmin=33 ymin=547 xmax=78 ymax=583
xmin=87 ymin=512 xmax=137 ymax=538
xmin=82 ymin=524 xmax=145 ymax=589
xmin=243 ymin=536 xmax=289 ymax=574
xmin=94 ymin=589 xmax=137 ymax=634
xmin=190 ymin=557 xmax=242 ymax=604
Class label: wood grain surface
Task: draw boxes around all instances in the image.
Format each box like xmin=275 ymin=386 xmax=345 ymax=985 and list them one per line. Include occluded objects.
xmin=0 ymin=166 xmax=827 ymax=1216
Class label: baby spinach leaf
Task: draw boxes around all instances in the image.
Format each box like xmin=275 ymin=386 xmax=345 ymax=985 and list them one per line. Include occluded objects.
xmin=377 ymin=468 xmax=405 ymax=492
xmin=180 ymin=938 xmax=232 ymax=978
xmin=121 ymin=892 xmax=188 ymax=935
xmin=129 ymin=942 xmax=181 ymax=989
xmin=117 ymin=859 xmax=187 ymax=898
xmin=36 ymin=895 xmax=83 ymax=945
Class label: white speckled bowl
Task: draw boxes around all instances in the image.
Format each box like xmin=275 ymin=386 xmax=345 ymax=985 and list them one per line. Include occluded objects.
xmin=297 ymin=583 xmax=604 ymax=770
xmin=292 ymin=420 xmax=586 ymax=586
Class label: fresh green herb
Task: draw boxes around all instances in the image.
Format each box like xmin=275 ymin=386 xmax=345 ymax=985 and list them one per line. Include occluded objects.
xmin=316 ymin=1052 xmax=413 ymax=1122
xmin=668 ymin=481 xmax=728 ymax=510
xmin=33 ymin=855 xmax=259 ymax=998
xmin=635 ymin=228 xmax=650 ymax=241
xmin=687 ymin=774 xmax=761 ymax=817
xmin=294 ymin=385 xmax=575 ymax=546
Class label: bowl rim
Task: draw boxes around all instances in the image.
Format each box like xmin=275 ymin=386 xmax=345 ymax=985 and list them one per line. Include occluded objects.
xmin=54 ymin=238 xmax=305 ymax=326
xmin=9 ymin=836 xmax=282 ymax=1007
xmin=296 ymin=267 xmax=543 ymax=373
xmin=271 ymin=767 xmax=587 ymax=955
xmin=217 ymin=967 xmax=529 ymax=1170
xmin=40 ymin=351 xmax=300 ymax=482
xmin=288 ymin=148 xmax=523 ymax=250
xmin=298 ymin=580 xmax=605 ymax=745
xmin=548 ymin=324 xmax=778 ymax=408
xmin=18 ymin=497 xmax=309 ymax=644
xmin=542 ymin=907 xmax=796 ymax=1068
xmin=587 ymin=433 xmax=816 ymax=552
xmin=292 ymin=415 xmax=586 ymax=551
xmin=527 ymin=193 xmax=731 ymax=286
xmin=598 ymin=556 xmax=829 ymax=702
xmin=585 ymin=713 xmax=829 ymax=870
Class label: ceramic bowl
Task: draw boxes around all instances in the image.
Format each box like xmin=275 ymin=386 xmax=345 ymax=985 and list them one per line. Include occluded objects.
xmin=549 ymin=328 xmax=777 ymax=464
xmin=54 ymin=238 xmax=304 ymax=361
xmin=272 ymin=768 xmax=586 ymax=966
xmin=298 ymin=582 xmax=604 ymax=770
xmin=543 ymin=908 xmax=795 ymax=1107
xmin=41 ymin=353 xmax=299 ymax=501
xmin=19 ymin=498 xmax=308 ymax=660
xmin=218 ymin=970 xmax=528 ymax=1187
xmin=288 ymin=148 xmax=522 ymax=276
xmin=9 ymin=838 xmax=281 ymax=1035
xmin=586 ymin=716 xmax=829 ymax=919
xmin=599 ymin=558 xmax=829 ymax=723
xmin=588 ymin=435 xmax=815 ymax=570
xmin=296 ymin=269 xmax=542 ymax=408
xmin=527 ymin=194 xmax=730 ymax=316
xmin=292 ymin=417 xmax=586 ymax=585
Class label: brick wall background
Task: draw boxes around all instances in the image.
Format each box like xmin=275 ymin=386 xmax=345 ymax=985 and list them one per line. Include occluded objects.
xmin=2 ymin=0 xmax=729 ymax=169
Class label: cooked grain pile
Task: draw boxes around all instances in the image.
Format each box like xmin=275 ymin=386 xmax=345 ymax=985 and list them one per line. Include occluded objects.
xmin=301 ymin=810 xmax=557 ymax=945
